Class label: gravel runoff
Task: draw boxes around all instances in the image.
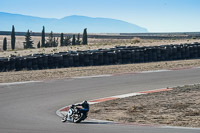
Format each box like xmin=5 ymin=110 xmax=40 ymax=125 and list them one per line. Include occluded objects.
xmin=89 ymin=84 xmax=200 ymax=128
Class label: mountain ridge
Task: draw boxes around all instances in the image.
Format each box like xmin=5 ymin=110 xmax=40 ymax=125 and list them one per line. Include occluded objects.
xmin=0 ymin=12 xmax=148 ymax=33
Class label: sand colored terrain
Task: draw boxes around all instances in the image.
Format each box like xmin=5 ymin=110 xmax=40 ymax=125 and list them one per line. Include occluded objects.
xmin=0 ymin=35 xmax=200 ymax=57
xmin=90 ymin=84 xmax=200 ymax=127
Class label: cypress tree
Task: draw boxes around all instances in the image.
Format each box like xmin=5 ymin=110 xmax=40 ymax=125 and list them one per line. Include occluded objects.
xmin=37 ymin=41 xmax=40 ymax=48
xmin=72 ymin=34 xmax=76 ymax=45
xmin=24 ymin=30 xmax=33 ymax=49
xmin=41 ymin=26 xmax=45 ymax=47
xmin=76 ymin=33 xmax=81 ymax=45
xmin=11 ymin=25 xmax=15 ymax=50
xmin=53 ymin=37 xmax=58 ymax=47
xmin=82 ymin=28 xmax=88 ymax=45
xmin=63 ymin=36 xmax=71 ymax=46
xmin=3 ymin=37 xmax=7 ymax=51
xmin=47 ymin=31 xmax=54 ymax=47
xmin=60 ymin=33 xmax=64 ymax=46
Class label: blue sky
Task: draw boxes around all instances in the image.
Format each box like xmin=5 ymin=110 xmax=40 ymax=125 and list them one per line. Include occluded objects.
xmin=1 ymin=0 xmax=200 ymax=32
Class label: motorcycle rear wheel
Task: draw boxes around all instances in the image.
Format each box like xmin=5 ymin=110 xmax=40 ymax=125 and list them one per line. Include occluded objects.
xmin=73 ymin=113 xmax=83 ymax=123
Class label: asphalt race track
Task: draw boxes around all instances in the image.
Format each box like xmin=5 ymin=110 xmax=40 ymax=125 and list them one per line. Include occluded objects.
xmin=0 ymin=68 xmax=200 ymax=133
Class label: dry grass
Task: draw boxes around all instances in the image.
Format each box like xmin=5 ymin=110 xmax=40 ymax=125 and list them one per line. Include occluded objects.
xmin=131 ymin=37 xmax=141 ymax=44
xmin=184 ymin=110 xmax=200 ymax=116
xmin=90 ymin=85 xmax=200 ymax=127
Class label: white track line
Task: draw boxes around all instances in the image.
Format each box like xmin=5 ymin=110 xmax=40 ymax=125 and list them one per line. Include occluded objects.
xmin=0 ymin=81 xmax=42 ymax=86
xmin=140 ymin=69 xmax=171 ymax=73
xmin=161 ymin=126 xmax=200 ymax=130
xmin=112 ymin=93 xmax=143 ymax=98
xmin=73 ymin=74 xmax=112 ymax=79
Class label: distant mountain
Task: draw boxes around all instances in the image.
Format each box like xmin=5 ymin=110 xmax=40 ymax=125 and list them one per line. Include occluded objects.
xmin=0 ymin=12 xmax=148 ymax=33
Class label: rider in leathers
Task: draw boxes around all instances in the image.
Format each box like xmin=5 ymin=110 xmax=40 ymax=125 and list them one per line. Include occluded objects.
xmin=75 ymin=101 xmax=89 ymax=116
xmin=62 ymin=101 xmax=89 ymax=122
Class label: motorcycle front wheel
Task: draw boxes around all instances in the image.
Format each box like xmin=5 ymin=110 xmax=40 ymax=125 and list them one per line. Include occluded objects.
xmin=61 ymin=115 xmax=67 ymax=123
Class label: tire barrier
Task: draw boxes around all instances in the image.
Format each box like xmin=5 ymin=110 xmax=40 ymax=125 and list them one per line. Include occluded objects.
xmin=0 ymin=42 xmax=200 ymax=72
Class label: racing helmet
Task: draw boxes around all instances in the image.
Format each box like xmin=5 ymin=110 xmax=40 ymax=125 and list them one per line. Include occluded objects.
xmin=82 ymin=100 xmax=88 ymax=104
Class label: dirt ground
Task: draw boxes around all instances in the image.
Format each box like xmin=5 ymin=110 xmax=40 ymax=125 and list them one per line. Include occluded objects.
xmin=89 ymin=84 xmax=200 ymax=127
xmin=0 ymin=59 xmax=200 ymax=83
xmin=0 ymin=35 xmax=200 ymax=57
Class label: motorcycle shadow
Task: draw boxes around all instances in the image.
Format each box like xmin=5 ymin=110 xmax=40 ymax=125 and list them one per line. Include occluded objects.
xmin=79 ymin=120 xmax=114 ymax=125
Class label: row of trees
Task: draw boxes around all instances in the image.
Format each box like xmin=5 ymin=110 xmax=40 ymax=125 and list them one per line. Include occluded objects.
xmin=2 ymin=26 xmax=88 ymax=51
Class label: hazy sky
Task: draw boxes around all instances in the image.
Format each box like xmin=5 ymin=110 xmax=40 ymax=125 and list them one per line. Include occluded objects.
xmin=1 ymin=0 xmax=200 ymax=32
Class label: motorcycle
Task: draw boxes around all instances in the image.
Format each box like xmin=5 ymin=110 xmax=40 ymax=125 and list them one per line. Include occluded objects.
xmin=61 ymin=105 xmax=88 ymax=123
